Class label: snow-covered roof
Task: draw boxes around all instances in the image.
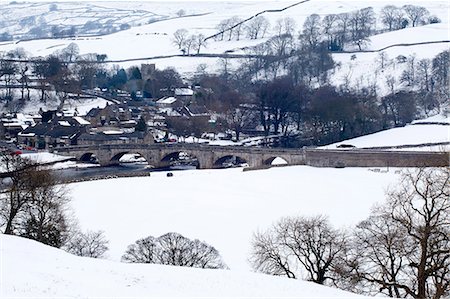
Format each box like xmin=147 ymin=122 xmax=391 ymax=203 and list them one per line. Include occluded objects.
xmin=103 ymin=130 xmax=124 ymax=135
xmin=159 ymin=108 xmax=182 ymax=117
xmin=58 ymin=121 xmax=71 ymax=127
xmin=73 ymin=116 xmax=90 ymax=125
xmin=175 ymin=88 xmax=194 ymax=96
xmin=17 ymin=132 xmax=35 ymax=137
xmin=157 ymin=97 xmax=177 ymax=105
xmin=120 ymin=120 xmax=138 ymax=125
xmin=3 ymin=123 xmax=28 ymax=129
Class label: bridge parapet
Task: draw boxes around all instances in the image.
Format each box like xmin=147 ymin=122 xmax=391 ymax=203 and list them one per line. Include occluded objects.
xmin=52 ymin=143 xmax=449 ymax=169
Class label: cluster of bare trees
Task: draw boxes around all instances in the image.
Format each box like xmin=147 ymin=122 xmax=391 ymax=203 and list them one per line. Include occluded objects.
xmin=379 ymin=50 xmax=449 ymax=123
xmin=0 ymin=44 xmax=109 ymax=108
xmin=215 ymin=16 xmax=245 ymax=41
xmin=0 ymin=43 xmax=185 ymax=108
xmin=250 ymin=167 xmax=449 ymax=299
xmin=172 ymin=29 xmax=207 ymax=54
xmin=212 ymin=5 xmax=436 ymax=53
xmin=0 ymin=153 xmax=110 ymax=258
xmin=122 ymin=232 xmax=227 ymax=269
xmin=299 ymin=8 xmax=376 ymax=51
xmin=0 ymin=153 xmax=70 ymax=247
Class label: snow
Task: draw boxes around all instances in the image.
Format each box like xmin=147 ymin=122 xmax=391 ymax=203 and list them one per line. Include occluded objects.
xmin=412 ymin=113 xmax=450 ymax=124
xmin=69 ymin=166 xmax=399 ymax=272
xmin=58 ymin=120 xmax=71 ymax=126
xmin=321 ymin=122 xmax=449 ymax=150
xmin=0 ymin=0 xmax=447 ymax=91
xmin=103 ymin=129 xmax=124 ymax=134
xmin=0 ymin=234 xmax=374 ymax=298
xmin=20 ymin=152 xmax=74 ymax=163
xmin=157 ymin=96 xmax=177 ymax=104
xmin=16 ymin=96 xmax=109 ymax=116
xmin=73 ymin=116 xmax=91 ymax=125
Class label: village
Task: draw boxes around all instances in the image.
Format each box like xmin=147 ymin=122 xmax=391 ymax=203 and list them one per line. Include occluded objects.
xmin=0 ymin=63 xmax=239 ymax=155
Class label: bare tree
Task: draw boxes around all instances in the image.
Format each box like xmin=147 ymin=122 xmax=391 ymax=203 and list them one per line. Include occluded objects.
xmin=215 ymin=19 xmax=229 ymax=41
xmin=335 ymin=12 xmax=351 ymax=50
xmin=122 ymin=232 xmax=227 ymax=269
xmin=351 ymin=212 xmax=413 ymax=297
xmin=0 ymin=154 xmax=39 ymax=235
xmin=172 ymin=29 xmax=189 ymax=51
xmin=20 ymin=169 xmax=70 ymax=248
xmin=229 ymin=16 xmax=244 ymax=41
xmin=217 ymin=17 xmax=244 ymax=41
xmin=403 ymin=5 xmax=429 ymax=27
xmin=121 ymin=236 xmax=159 ymax=263
xmin=432 ymin=50 xmax=450 ymax=103
xmin=322 ymin=14 xmax=338 ymax=49
xmin=380 ymin=5 xmax=404 ymax=31
xmin=64 ymin=230 xmax=109 ymax=258
xmin=0 ymin=53 xmax=18 ymax=102
xmin=401 ymin=54 xmax=417 ymax=87
xmin=387 ymin=168 xmax=449 ymax=299
xmin=416 ymin=58 xmax=433 ymax=94
xmin=349 ymin=7 xmax=375 ymax=50
xmin=59 ymin=42 xmax=79 ymax=62
xmin=274 ymin=17 xmax=296 ymax=37
xmin=250 ymin=228 xmax=296 ymax=278
xmin=183 ymin=35 xmax=196 ymax=55
xmin=250 ymin=215 xmax=348 ymax=285
xmin=377 ymin=51 xmax=389 ymax=70
xmin=245 ymin=16 xmax=270 ymax=39
xmin=219 ymin=91 xmax=256 ymax=141
xmin=301 ymin=14 xmax=322 ymax=48
xmin=349 ymin=168 xmax=449 ymax=299
xmin=0 ymin=154 xmax=71 ymax=248
xmin=191 ymin=34 xmax=207 ymax=54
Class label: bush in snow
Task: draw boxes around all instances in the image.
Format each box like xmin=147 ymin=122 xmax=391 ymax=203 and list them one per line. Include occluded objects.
xmin=64 ymin=230 xmax=109 ymax=258
xmin=122 ymin=232 xmax=227 ymax=269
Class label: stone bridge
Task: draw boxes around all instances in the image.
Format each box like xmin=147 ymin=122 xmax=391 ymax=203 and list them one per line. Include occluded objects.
xmin=52 ymin=143 xmax=449 ymax=169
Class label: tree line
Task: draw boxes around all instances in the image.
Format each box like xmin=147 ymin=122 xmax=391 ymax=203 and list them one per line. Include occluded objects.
xmin=250 ymin=167 xmax=449 ymax=299
xmin=191 ymin=48 xmax=447 ymax=145
xmin=0 ymin=44 xmax=448 ymax=146
xmin=181 ymin=4 xmax=439 ymax=54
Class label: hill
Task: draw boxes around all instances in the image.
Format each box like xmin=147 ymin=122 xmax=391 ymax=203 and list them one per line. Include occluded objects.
xmin=1 ymin=233 xmax=374 ymax=298
xmin=0 ymin=0 xmax=448 ymax=89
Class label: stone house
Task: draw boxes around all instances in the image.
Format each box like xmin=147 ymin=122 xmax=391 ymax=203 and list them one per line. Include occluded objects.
xmin=85 ymin=104 xmax=132 ymax=127
xmin=77 ymin=131 xmax=154 ymax=146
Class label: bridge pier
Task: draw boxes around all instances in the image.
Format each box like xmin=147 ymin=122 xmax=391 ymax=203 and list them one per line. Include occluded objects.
xmin=197 ymin=151 xmax=214 ymax=169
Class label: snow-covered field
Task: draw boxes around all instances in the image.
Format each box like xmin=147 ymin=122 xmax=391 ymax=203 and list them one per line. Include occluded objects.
xmin=69 ymin=166 xmax=398 ymax=271
xmin=0 ymin=234 xmax=374 ymax=298
xmin=322 ymin=114 xmax=450 ymax=150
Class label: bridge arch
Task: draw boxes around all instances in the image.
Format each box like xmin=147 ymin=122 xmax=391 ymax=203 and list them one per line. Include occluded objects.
xmin=264 ymin=156 xmax=289 ymax=166
xmin=213 ymin=155 xmax=248 ymax=168
xmin=160 ymin=151 xmax=200 ymax=169
xmin=79 ymin=152 xmax=99 ymax=164
xmin=110 ymin=151 xmax=149 ymax=165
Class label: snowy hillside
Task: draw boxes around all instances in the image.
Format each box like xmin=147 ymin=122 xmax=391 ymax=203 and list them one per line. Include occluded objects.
xmin=0 ymin=0 xmax=448 ymax=84
xmin=321 ymin=114 xmax=450 ymax=150
xmin=1 ymin=234 xmax=374 ymax=298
